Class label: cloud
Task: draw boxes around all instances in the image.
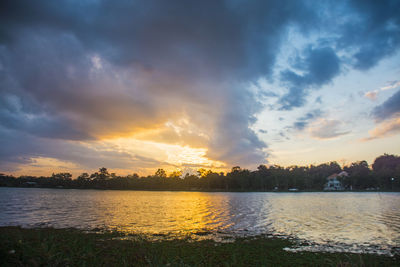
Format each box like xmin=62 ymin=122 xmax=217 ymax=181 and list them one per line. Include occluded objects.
xmin=292 ymin=109 xmax=323 ymax=131
xmin=339 ymin=0 xmax=400 ymax=70
xmin=0 ymin=94 xmax=93 ymax=140
xmin=309 ymin=119 xmax=350 ymax=139
xmin=364 ymin=91 xmax=378 ymax=101
xmin=315 ymin=96 xmax=322 ymax=104
xmin=0 ymin=0 xmax=323 ymax=170
xmin=381 ymin=80 xmax=400 ymax=91
xmin=372 ymin=89 xmax=400 ymax=121
xmin=363 ymin=117 xmax=400 ymax=141
xmin=291 ymin=112 xmax=350 ymax=140
xmin=279 ymin=46 xmax=341 ymax=110
xmin=364 ymin=80 xmax=400 ymax=101
xmin=365 ymin=89 xmax=400 ymax=141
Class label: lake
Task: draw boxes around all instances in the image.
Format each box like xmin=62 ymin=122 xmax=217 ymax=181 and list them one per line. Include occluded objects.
xmin=0 ymin=188 xmax=399 ymax=255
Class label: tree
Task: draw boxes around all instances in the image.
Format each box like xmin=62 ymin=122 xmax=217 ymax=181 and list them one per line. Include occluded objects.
xmin=127 ymin=173 xmax=139 ymax=179
xmin=183 ymin=174 xmax=199 ymax=188
xmin=155 ymin=169 xmax=167 ymax=178
xmin=51 ymin=173 xmax=72 ymax=180
xmin=372 ymin=154 xmax=400 ymax=173
xmin=372 ymin=154 xmax=400 ymax=189
xmin=169 ymin=170 xmax=182 ymax=178
xmin=197 ymin=168 xmax=212 ymax=178
xmin=344 ymin=161 xmax=372 ymax=189
xmin=90 ymin=167 xmax=110 ymax=181
xmin=231 ymin=166 xmax=241 ymax=173
xmin=254 ymin=165 xmax=272 ymax=190
xmin=77 ymin=173 xmax=90 ymax=181
xmin=203 ymin=171 xmax=224 ymax=189
xmin=99 ymin=167 xmax=110 ymax=179
xmin=226 ymin=166 xmax=252 ymax=190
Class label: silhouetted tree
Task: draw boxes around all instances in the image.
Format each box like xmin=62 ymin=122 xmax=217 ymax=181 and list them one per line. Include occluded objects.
xmin=91 ymin=167 xmax=110 ymax=181
xmin=77 ymin=173 xmax=90 ymax=181
xmin=52 ymin=173 xmax=72 ymax=181
xmin=169 ymin=170 xmax=182 ymax=178
xmin=155 ymin=169 xmax=167 ymax=178
xmin=343 ymin=161 xmax=373 ymax=189
xmin=372 ymin=154 xmax=400 ymax=189
xmin=2 ymin=154 xmax=399 ymax=191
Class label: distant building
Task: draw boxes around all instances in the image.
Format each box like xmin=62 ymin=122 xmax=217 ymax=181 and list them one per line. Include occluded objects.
xmin=23 ymin=181 xmax=38 ymax=187
xmin=323 ymin=171 xmax=347 ymax=191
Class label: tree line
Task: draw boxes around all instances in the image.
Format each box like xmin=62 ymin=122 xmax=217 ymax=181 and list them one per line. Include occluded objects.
xmin=0 ymin=154 xmax=399 ymax=191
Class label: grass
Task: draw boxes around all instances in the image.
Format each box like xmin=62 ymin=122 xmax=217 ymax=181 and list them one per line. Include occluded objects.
xmin=0 ymin=227 xmax=398 ymax=266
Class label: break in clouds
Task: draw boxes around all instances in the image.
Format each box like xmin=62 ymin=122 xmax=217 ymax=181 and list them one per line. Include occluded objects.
xmin=0 ymin=0 xmax=400 ymax=173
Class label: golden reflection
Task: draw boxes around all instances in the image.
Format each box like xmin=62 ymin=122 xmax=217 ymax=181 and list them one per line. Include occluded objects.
xmin=100 ymin=191 xmax=230 ymax=235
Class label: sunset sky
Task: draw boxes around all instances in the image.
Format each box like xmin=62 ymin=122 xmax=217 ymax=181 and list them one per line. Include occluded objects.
xmin=1 ymin=0 xmax=400 ymax=176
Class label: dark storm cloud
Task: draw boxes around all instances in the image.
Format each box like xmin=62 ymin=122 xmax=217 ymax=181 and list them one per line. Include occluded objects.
xmin=279 ymin=46 xmax=341 ymax=110
xmin=0 ymin=0 xmax=400 ymax=170
xmin=0 ymin=0 xmax=319 ymax=167
xmin=340 ymin=0 xmax=400 ymax=70
xmin=372 ymin=89 xmax=400 ymax=121
xmin=0 ymin=108 xmax=92 ymax=140
xmin=0 ymin=0 xmax=315 ymax=80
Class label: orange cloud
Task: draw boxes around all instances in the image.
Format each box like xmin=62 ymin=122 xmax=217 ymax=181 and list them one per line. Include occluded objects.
xmin=363 ymin=117 xmax=400 ymax=141
xmin=364 ymin=91 xmax=378 ymax=100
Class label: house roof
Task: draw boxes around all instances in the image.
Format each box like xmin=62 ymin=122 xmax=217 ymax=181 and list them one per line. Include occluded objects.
xmin=327 ymin=171 xmax=349 ymax=180
xmin=327 ymin=173 xmax=338 ymax=179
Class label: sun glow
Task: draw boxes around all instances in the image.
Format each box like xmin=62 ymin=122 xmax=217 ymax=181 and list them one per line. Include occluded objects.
xmin=100 ymin=135 xmax=226 ymax=172
xmin=12 ymin=157 xmax=81 ymax=177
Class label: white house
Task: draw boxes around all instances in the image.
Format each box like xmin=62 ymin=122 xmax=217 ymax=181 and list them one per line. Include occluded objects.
xmin=323 ymin=171 xmax=348 ymax=191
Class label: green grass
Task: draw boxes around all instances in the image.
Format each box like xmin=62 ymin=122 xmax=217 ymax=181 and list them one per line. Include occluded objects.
xmin=0 ymin=227 xmax=398 ymax=266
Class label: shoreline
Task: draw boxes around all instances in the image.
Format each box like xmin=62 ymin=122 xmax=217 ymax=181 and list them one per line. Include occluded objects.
xmin=1 ymin=186 xmax=399 ymax=193
xmin=1 ymin=227 xmax=398 ymax=266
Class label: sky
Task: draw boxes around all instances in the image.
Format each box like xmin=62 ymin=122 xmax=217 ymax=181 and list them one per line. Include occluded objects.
xmin=0 ymin=0 xmax=400 ymax=177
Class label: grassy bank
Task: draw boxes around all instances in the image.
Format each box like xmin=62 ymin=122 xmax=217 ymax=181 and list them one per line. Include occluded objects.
xmin=0 ymin=227 xmax=398 ymax=266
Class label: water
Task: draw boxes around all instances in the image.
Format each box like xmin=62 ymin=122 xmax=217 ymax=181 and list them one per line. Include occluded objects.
xmin=0 ymin=188 xmax=399 ymax=255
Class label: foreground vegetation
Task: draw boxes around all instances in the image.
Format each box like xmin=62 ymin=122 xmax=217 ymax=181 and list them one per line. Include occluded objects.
xmin=0 ymin=227 xmax=398 ymax=266
xmin=1 ymin=154 xmax=399 ymax=191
